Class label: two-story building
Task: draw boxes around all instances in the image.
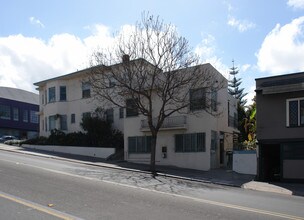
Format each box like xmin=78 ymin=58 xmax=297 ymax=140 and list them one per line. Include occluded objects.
xmin=34 ymin=67 xmax=124 ymax=136
xmin=0 ymin=87 xmax=39 ymax=139
xmin=34 ymin=59 xmax=239 ymax=171
xmin=256 ymin=72 xmax=304 ymax=182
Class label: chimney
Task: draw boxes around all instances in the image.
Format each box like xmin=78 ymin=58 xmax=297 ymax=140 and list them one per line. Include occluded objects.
xmin=122 ymin=54 xmax=130 ymax=63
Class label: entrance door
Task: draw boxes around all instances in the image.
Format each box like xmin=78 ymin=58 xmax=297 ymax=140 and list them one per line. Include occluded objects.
xmin=259 ymin=144 xmax=281 ymax=181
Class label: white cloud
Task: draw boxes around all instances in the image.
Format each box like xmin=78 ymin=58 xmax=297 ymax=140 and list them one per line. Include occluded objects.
xmin=194 ymin=34 xmax=230 ymax=78
xmin=0 ymin=24 xmax=124 ymax=93
xmin=256 ymin=16 xmax=304 ymax=74
xmin=287 ymin=0 xmax=304 ymax=9
xmin=241 ymin=64 xmax=251 ymax=72
xmin=223 ymin=1 xmax=234 ymax=12
xmin=245 ymin=85 xmax=256 ymax=106
xmin=29 ymin=17 xmax=45 ymax=28
xmin=227 ymin=16 xmax=256 ymax=32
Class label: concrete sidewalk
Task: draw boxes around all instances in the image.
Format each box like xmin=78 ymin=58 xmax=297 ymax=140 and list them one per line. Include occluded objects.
xmin=1 ymin=144 xmax=303 ymax=197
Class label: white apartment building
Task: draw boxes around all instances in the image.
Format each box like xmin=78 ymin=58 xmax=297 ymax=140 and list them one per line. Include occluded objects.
xmin=34 ymin=60 xmax=239 ymax=171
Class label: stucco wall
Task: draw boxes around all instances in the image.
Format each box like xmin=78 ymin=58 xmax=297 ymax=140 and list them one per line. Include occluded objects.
xmin=22 ymin=144 xmax=115 ymax=159
xmin=38 ymin=76 xmax=124 ymax=136
xmin=233 ymin=150 xmax=257 ymax=175
xmin=35 ymin=63 xmax=239 ymax=171
xmin=123 ymin=84 xmax=238 ymax=171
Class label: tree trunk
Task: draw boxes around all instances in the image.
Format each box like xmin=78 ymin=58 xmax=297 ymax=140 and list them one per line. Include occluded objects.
xmin=150 ymin=133 xmax=157 ymax=177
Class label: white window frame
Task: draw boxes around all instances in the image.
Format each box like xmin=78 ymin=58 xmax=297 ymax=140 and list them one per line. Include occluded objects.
xmin=286 ymin=97 xmax=304 ymax=127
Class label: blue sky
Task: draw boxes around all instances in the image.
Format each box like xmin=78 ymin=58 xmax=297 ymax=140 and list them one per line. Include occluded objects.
xmin=1 ymin=0 xmax=304 ymax=104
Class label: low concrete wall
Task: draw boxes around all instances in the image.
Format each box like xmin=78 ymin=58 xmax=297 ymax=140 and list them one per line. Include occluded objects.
xmin=22 ymin=144 xmax=115 ymax=159
xmin=233 ymin=150 xmax=257 ymax=175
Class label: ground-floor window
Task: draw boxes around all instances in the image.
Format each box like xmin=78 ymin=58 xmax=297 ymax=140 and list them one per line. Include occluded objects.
xmin=49 ymin=115 xmax=56 ymax=131
xmin=106 ymin=108 xmax=114 ymax=123
xmin=60 ymin=115 xmax=67 ymax=130
xmin=71 ymin=114 xmax=75 ymax=124
xmin=175 ymin=133 xmax=206 ymax=152
xmin=210 ymin=130 xmax=217 ymax=151
xmin=45 ymin=117 xmax=47 ymax=131
xmin=128 ymin=136 xmax=151 ymax=153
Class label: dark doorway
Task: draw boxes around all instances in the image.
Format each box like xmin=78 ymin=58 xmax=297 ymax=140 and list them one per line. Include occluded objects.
xmin=259 ymin=144 xmax=281 ymax=182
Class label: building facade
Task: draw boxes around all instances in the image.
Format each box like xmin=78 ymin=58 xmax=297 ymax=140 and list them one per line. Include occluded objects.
xmin=34 ymin=61 xmax=238 ymax=171
xmin=34 ymin=68 xmax=124 ymax=137
xmin=0 ymin=87 xmax=39 ymax=139
xmin=256 ymin=72 xmax=304 ymax=182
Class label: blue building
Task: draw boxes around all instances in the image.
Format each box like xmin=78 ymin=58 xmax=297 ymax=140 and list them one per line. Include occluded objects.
xmin=0 ymin=87 xmax=39 ymax=139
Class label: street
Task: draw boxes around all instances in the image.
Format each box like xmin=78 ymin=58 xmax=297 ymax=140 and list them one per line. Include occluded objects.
xmin=0 ymin=150 xmax=303 ymax=220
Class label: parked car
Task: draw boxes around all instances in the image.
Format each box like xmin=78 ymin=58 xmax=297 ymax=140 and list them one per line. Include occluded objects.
xmin=0 ymin=135 xmax=18 ymax=143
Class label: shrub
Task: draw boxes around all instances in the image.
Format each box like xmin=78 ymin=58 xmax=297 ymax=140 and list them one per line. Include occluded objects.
xmin=64 ymin=132 xmax=88 ymax=146
xmin=23 ymin=136 xmax=48 ymax=145
xmin=22 ymin=109 xmax=124 ymax=149
xmin=80 ymin=110 xmax=124 ymax=148
xmin=47 ymin=129 xmax=66 ymax=145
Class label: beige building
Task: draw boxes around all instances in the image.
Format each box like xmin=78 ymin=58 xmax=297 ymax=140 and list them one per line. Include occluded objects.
xmin=34 ymin=60 xmax=239 ymax=171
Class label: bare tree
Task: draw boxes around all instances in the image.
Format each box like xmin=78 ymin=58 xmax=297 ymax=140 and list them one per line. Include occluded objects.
xmin=88 ymin=13 xmax=225 ymax=176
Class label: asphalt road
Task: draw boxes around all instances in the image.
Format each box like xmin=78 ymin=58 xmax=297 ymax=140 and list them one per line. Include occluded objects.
xmin=0 ymin=150 xmax=303 ymax=220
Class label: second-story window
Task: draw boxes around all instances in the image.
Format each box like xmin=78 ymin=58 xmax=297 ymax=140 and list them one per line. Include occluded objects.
xmin=190 ymin=88 xmax=206 ymax=111
xmin=0 ymin=105 xmax=10 ymax=120
xmin=109 ymin=77 xmax=116 ymax=87
xmin=60 ymin=86 xmax=67 ymax=101
xmin=82 ymin=82 xmax=91 ymax=98
xmin=126 ymin=98 xmax=139 ymax=117
xmin=44 ymin=90 xmax=47 ymax=104
xmin=30 ymin=111 xmax=39 ymax=124
xmin=48 ymin=87 xmax=56 ymax=103
xmin=287 ymin=98 xmax=304 ymax=127
xmin=13 ymin=108 xmax=19 ymax=121
xmin=23 ymin=110 xmax=28 ymax=122
xmin=211 ymin=89 xmax=217 ymax=112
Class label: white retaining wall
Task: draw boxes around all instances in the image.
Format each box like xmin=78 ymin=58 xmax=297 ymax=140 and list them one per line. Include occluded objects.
xmin=233 ymin=150 xmax=257 ymax=175
xmin=22 ymin=144 xmax=115 ymax=159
